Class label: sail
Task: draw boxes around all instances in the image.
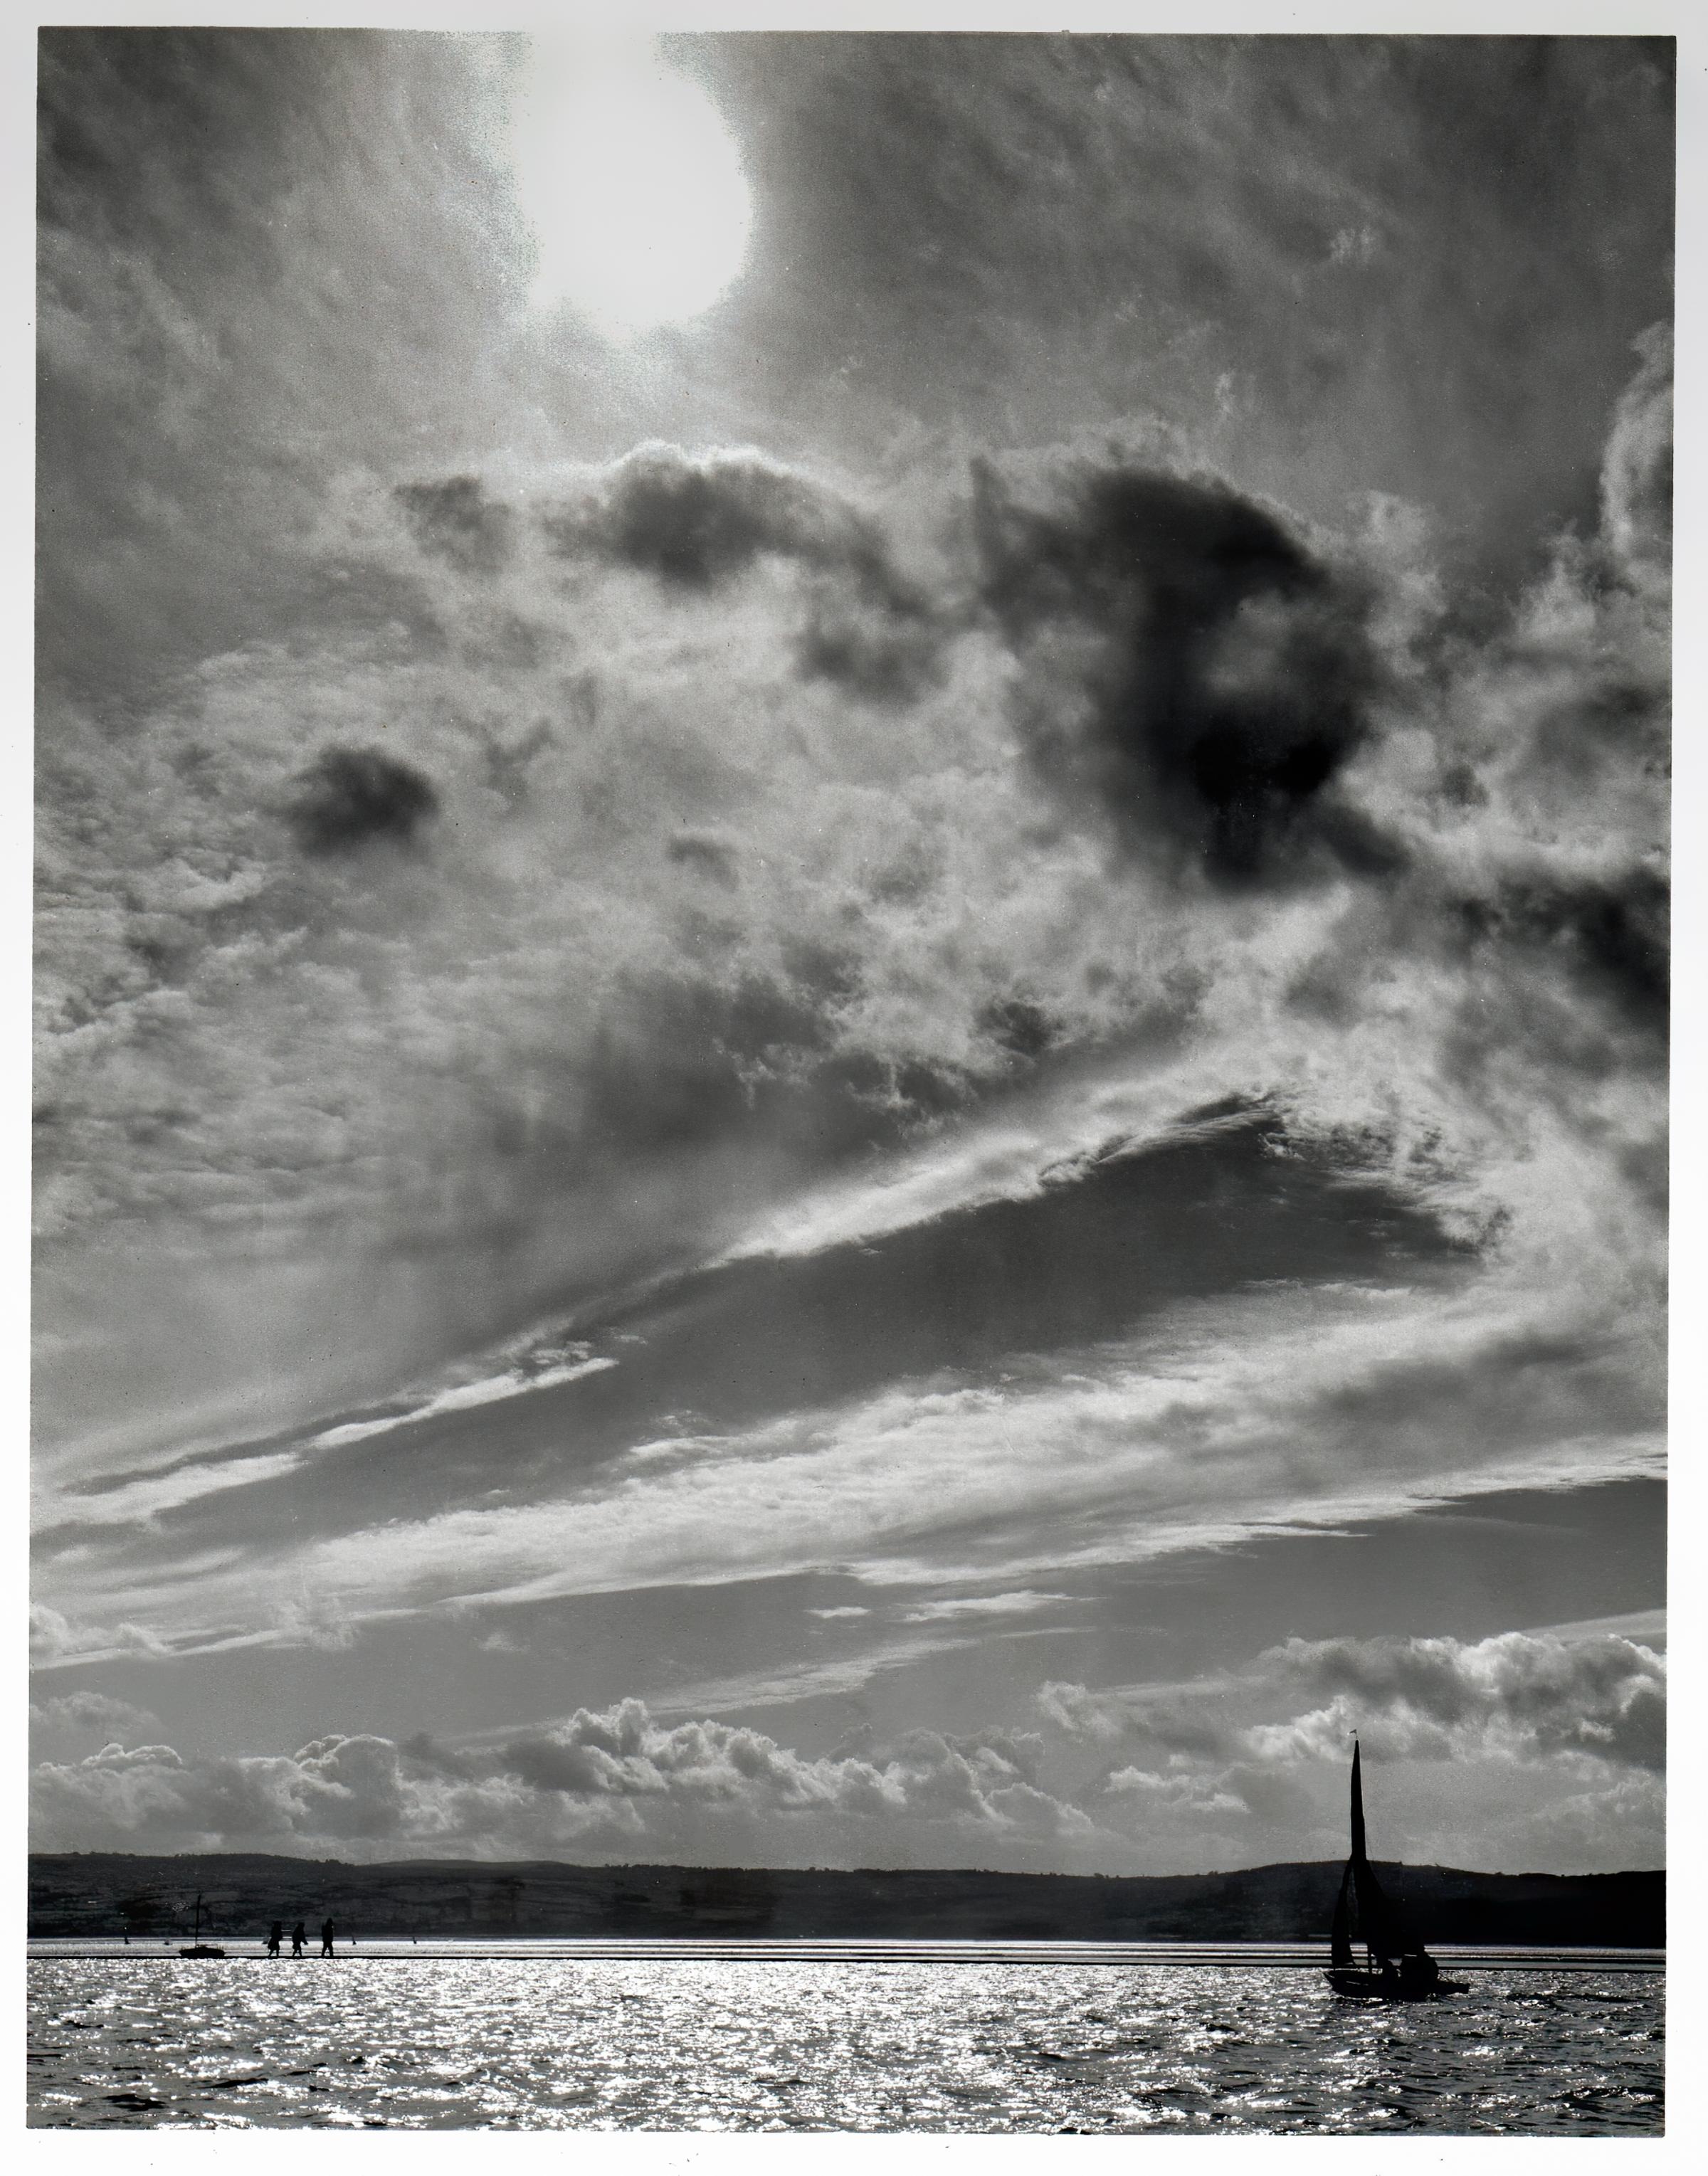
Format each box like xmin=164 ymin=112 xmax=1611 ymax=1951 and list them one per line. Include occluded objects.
xmin=1351 ymin=1857 xmax=1409 ymax=1963
xmin=1350 ymin=1740 xmax=1367 ymax=1864
xmin=1344 ymin=1741 xmax=1426 ymax=1964
xmin=1330 ymin=1862 xmax=1356 ymax=1965
xmin=1329 ymin=1742 xmax=1451 ymax=1991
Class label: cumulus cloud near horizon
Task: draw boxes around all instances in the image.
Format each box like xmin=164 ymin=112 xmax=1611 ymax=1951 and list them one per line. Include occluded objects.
xmin=1039 ymin=1626 xmax=1665 ymax=1875
xmin=30 ymin=1698 xmax=1097 ymax=1869
xmin=30 ymin=1622 xmax=1663 ymax=1876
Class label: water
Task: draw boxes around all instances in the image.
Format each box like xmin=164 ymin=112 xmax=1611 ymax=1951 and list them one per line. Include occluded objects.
xmin=28 ymin=1955 xmax=1662 ymax=2133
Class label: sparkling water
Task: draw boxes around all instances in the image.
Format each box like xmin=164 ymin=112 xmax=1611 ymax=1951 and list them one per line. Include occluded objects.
xmin=28 ymin=1954 xmax=1662 ymax=2133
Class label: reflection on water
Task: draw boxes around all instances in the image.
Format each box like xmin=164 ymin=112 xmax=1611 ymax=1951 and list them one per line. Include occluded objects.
xmin=28 ymin=1957 xmax=1662 ymax=2133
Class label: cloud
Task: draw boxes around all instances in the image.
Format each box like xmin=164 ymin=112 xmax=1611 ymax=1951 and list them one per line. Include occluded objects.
xmin=1249 ymin=1630 xmax=1665 ymax=1773
xmin=548 ymin=444 xmax=853 ymax=590
xmin=1046 ymin=1628 xmax=1665 ymax=1770
xmin=665 ymin=831 xmax=739 ymax=886
xmin=895 ymin=1591 xmax=1076 ymax=1625
xmin=29 ymin=1606 xmax=78 ymax=1662
xmin=1454 ymin=868 xmax=1667 ymax=1034
xmin=1037 ymin=1626 xmax=1665 ymax=1873
xmin=30 ymin=1604 xmax=174 ymax=1667
xmin=38 ymin=384 xmax=1662 ymax=1331
xmin=286 ymin=744 xmax=441 ymax=855
xmin=645 ymin=1639 xmax=976 ymax=1716
xmin=28 ymin=33 xmax=1670 ymax=1889
xmin=28 ymin=1632 xmax=1661 ymax=1874
xmin=35 ymin=29 xmax=528 ymax=702
xmin=309 ymin=1354 xmax=616 ymax=1452
xmin=976 ymin=460 xmax=1393 ymax=884
xmin=396 ymin=475 xmax=515 ymax=576
xmin=38 ymin=1256 xmax=1657 ymax=1664
xmin=29 ymin=1701 xmax=1096 ymax=1866
xmin=1525 ymin=1768 xmax=1665 ymax=1865
xmin=29 ymin=1691 xmax=159 ymax=1741
xmin=544 ymin=441 xmax=947 ymax=702
xmin=1328 ymin=223 xmax=1380 ymax=268
xmin=38 ymin=1449 xmax=305 ymax=1532
xmin=1600 ymin=323 xmax=1671 ymax=596
xmin=645 ymin=1619 xmax=1079 ymax=1720
xmin=1524 ymin=1608 xmax=1665 ymax=1647
xmin=33 ymin=311 xmax=1667 ymax=1726
xmin=1105 ymin=1765 xmax=1250 ymax=1818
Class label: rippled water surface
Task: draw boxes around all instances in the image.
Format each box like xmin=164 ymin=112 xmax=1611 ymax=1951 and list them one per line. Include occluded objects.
xmin=28 ymin=1957 xmax=1662 ymax=2133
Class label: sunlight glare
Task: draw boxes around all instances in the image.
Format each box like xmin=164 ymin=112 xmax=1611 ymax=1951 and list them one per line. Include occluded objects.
xmin=509 ymin=37 xmax=754 ymax=338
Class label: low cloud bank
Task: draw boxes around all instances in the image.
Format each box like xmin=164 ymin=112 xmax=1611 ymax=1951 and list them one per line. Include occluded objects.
xmin=31 ymin=1629 xmax=1663 ymax=1874
xmin=31 ymin=1699 xmax=1092 ymax=1866
xmin=1040 ymin=1627 xmax=1665 ymax=1874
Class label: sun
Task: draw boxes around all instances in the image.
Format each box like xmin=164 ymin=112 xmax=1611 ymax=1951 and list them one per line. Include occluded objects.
xmin=508 ymin=37 xmax=754 ymax=339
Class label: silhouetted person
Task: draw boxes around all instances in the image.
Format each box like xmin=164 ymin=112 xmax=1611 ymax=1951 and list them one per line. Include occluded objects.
xmin=320 ymin=1918 xmax=336 ymax=1958
xmin=265 ymin=1922 xmax=283 ymax=1958
xmin=291 ymin=1921 xmax=307 ymax=1957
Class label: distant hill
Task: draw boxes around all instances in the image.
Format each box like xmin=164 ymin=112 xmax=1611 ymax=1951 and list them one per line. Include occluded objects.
xmin=28 ymin=1854 xmax=1663 ymax=1947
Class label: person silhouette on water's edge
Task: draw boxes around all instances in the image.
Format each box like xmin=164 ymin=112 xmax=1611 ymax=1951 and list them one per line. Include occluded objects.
xmin=320 ymin=1919 xmax=337 ymax=1957
xmin=265 ymin=1921 xmax=283 ymax=1958
xmin=291 ymin=1921 xmax=307 ymax=1957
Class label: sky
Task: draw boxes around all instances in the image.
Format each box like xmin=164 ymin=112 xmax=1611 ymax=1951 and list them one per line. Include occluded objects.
xmin=29 ymin=27 xmax=1671 ymax=1878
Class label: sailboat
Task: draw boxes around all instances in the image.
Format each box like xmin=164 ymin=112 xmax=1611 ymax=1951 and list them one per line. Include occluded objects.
xmin=179 ymin=1891 xmax=225 ymax=1960
xmin=1325 ymin=1741 xmax=1465 ymax=1999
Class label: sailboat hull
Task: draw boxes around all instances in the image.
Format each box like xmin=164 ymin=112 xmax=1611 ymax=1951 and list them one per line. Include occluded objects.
xmin=1325 ymin=1968 xmax=1467 ymax=2000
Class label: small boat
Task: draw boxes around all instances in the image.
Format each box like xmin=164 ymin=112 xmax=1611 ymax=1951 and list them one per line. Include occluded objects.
xmin=1326 ymin=1742 xmax=1465 ymax=1999
xmin=179 ymin=1891 xmax=225 ymax=1960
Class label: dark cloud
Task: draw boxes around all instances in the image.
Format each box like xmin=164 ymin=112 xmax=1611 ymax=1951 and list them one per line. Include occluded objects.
xmin=1456 ymin=870 xmax=1669 ymax=1035
xmin=978 ymin=995 xmax=1059 ymax=1065
xmin=545 ymin=445 xmax=945 ymax=703
xmin=479 ymin=720 xmax=554 ymax=809
xmin=666 ymin=832 xmax=739 ymax=886
xmin=551 ymin=446 xmax=838 ymax=588
xmin=396 ymin=475 xmax=514 ymax=576
xmin=976 ymin=461 xmax=1394 ymax=884
xmin=286 ymin=744 xmax=441 ymax=855
xmin=795 ymin=586 xmax=944 ymax=705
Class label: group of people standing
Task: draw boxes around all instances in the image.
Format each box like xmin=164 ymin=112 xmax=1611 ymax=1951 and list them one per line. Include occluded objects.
xmin=264 ymin=1918 xmax=339 ymax=1958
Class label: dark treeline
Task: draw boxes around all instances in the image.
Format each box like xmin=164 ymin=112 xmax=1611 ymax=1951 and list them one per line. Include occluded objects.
xmin=29 ymin=1855 xmax=1663 ymax=1947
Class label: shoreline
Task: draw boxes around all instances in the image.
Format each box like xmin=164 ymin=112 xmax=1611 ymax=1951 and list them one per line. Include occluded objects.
xmin=28 ymin=1937 xmax=1665 ymax=1971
